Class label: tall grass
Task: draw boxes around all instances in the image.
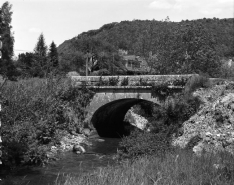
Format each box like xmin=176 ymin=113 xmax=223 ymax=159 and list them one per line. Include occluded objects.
xmin=56 ymin=149 xmax=234 ymax=185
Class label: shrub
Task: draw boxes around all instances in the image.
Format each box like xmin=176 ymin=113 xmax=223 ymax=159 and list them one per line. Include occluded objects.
xmin=118 ymin=129 xmax=171 ymax=159
xmin=97 ymin=76 xmax=109 ymax=86
xmin=0 ymin=77 xmax=94 ymax=165
xmin=135 ymin=78 xmax=149 ymax=86
xmin=120 ymin=77 xmax=129 ymax=86
xmin=184 ymin=74 xmax=211 ymax=94
xmin=108 ymin=76 xmax=119 ymax=86
xmin=120 ymin=86 xmax=203 ymax=160
xmin=151 ymin=84 xmax=177 ymax=100
xmin=149 ymin=93 xmax=202 ymax=138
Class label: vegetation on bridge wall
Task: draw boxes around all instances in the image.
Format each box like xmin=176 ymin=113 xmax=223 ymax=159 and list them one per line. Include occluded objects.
xmin=73 ymin=74 xmax=193 ymax=87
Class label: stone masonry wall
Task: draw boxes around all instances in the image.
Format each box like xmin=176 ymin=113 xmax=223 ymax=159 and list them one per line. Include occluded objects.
xmin=71 ymin=74 xmax=193 ymax=87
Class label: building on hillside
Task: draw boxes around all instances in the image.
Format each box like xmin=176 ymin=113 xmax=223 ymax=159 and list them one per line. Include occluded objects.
xmin=227 ymin=58 xmax=234 ymax=67
xmin=121 ymin=55 xmax=149 ymax=75
xmin=87 ymin=50 xmax=151 ymax=75
xmin=221 ymin=58 xmax=234 ymax=67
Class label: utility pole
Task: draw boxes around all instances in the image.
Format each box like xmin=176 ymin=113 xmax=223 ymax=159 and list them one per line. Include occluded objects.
xmin=86 ymin=50 xmax=90 ymax=77
xmin=112 ymin=53 xmax=114 ymax=75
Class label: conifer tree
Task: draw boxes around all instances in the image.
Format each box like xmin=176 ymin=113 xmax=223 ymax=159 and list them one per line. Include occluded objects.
xmin=34 ymin=33 xmax=47 ymax=57
xmin=48 ymin=41 xmax=58 ymax=68
xmin=0 ymin=1 xmax=16 ymax=80
xmin=34 ymin=33 xmax=48 ymax=77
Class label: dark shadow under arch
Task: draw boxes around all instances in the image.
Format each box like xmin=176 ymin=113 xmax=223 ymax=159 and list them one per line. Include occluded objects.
xmin=91 ymin=98 xmax=158 ymax=138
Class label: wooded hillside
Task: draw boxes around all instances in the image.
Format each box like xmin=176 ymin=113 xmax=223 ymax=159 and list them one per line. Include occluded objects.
xmin=58 ymin=18 xmax=234 ymax=77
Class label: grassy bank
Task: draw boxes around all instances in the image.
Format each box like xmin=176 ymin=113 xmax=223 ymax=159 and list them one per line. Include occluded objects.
xmin=56 ymin=149 xmax=234 ymax=185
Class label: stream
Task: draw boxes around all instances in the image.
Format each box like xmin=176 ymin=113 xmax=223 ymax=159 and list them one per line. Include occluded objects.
xmin=1 ymin=138 xmax=121 ymax=185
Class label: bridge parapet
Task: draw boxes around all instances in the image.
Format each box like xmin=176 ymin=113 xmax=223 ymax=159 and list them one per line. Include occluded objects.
xmin=71 ymin=74 xmax=194 ymax=87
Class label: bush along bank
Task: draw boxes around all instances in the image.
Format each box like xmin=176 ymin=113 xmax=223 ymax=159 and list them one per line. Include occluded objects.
xmin=0 ymin=77 xmax=94 ymax=167
xmin=118 ymin=74 xmax=207 ymax=160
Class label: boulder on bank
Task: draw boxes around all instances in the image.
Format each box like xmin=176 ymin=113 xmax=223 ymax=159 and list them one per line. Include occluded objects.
xmin=173 ymin=81 xmax=234 ymax=155
xmin=73 ymin=144 xmax=86 ymax=154
xmin=77 ymin=127 xmax=92 ymax=137
xmin=124 ymin=107 xmax=149 ymax=130
xmin=59 ymin=131 xmax=90 ymax=152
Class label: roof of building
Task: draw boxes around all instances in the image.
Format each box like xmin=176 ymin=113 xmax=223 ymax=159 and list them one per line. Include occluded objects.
xmin=123 ymin=55 xmax=136 ymax=60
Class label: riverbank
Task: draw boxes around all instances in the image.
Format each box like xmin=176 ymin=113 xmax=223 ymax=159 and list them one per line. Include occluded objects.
xmin=1 ymin=138 xmax=121 ymax=185
xmin=56 ymin=149 xmax=234 ymax=185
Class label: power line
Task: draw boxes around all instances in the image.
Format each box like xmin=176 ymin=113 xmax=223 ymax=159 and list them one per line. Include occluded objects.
xmin=15 ymin=49 xmax=33 ymax=52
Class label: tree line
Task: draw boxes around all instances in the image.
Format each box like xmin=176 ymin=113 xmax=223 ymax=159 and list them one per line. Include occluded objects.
xmin=0 ymin=1 xmax=59 ymax=79
xmin=16 ymin=34 xmax=59 ymax=78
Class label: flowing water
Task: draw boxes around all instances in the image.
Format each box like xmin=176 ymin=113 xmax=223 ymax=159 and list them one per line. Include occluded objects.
xmin=1 ymin=138 xmax=121 ymax=185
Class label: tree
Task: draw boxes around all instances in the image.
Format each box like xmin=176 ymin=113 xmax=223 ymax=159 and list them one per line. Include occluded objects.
xmin=48 ymin=41 xmax=58 ymax=68
xmin=34 ymin=33 xmax=47 ymax=57
xmin=16 ymin=52 xmax=38 ymax=77
xmin=180 ymin=22 xmax=221 ymax=77
xmin=34 ymin=33 xmax=48 ymax=77
xmin=0 ymin=1 xmax=17 ymax=80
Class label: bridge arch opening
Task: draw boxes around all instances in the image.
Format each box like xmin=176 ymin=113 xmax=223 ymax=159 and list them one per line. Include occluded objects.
xmin=90 ymin=98 xmax=159 ymax=138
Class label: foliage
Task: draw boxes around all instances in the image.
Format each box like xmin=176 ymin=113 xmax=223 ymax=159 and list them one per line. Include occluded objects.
xmin=57 ymin=18 xmax=234 ymax=77
xmin=184 ymin=74 xmax=211 ymax=94
xmin=108 ymin=76 xmax=119 ymax=86
xmin=0 ymin=77 xmax=94 ymax=165
xmin=16 ymin=52 xmax=42 ymax=78
xmin=151 ymin=84 xmax=178 ymax=100
xmin=118 ymin=130 xmax=171 ymax=159
xmin=34 ymin=33 xmax=47 ymax=57
xmin=97 ymin=76 xmax=109 ymax=86
xmin=16 ymin=35 xmax=61 ymax=78
xmin=48 ymin=41 xmax=59 ymax=68
xmin=150 ymin=83 xmax=202 ymax=137
xmin=180 ymin=23 xmax=221 ymax=77
xmin=159 ymin=94 xmax=202 ymax=132
xmin=219 ymin=59 xmax=234 ymax=80
xmin=136 ymin=78 xmax=149 ymax=86
xmin=0 ymin=1 xmax=17 ymax=80
xmin=120 ymin=77 xmax=128 ymax=86
xmin=120 ymin=80 xmax=204 ymax=160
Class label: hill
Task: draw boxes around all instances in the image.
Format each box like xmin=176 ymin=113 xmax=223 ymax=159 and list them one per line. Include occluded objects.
xmin=57 ymin=18 xmax=234 ymax=76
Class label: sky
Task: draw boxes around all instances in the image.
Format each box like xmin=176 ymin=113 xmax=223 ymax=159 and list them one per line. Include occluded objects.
xmin=6 ymin=0 xmax=234 ymax=57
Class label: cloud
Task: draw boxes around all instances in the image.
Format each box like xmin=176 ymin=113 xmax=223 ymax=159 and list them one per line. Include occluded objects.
xmin=149 ymin=0 xmax=173 ymax=9
xmin=149 ymin=0 xmax=233 ymax=16
xmin=201 ymin=8 xmax=222 ymax=15
xmin=29 ymin=27 xmax=41 ymax=33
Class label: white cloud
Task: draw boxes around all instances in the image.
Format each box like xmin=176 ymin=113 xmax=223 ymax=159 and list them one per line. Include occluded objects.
xmin=201 ymin=8 xmax=222 ymax=15
xmin=29 ymin=27 xmax=41 ymax=33
xmin=149 ymin=0 xmax=173 ymax=9
xmin=149 ymin=0 xmax=233 ymax=16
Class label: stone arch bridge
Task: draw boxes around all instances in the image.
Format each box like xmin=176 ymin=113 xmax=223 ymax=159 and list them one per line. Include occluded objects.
xmin=71 ymin=75 xmax=193 ymax=137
